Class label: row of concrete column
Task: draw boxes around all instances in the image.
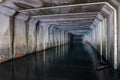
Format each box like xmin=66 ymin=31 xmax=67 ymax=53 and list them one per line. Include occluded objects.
xmin=0 ymin=5 xmax=70 ymax=63
xmin=83 ymin=3 xmax=119 ymax=70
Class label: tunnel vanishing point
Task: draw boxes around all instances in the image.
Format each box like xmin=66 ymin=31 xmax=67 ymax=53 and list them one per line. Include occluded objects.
xmin=0 ymin=0 xmax=120 ymax=71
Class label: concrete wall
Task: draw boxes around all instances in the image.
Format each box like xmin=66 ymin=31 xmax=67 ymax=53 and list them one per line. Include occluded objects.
xmin=0 ymin=5 xmax=16 ymax=62
xmin=14 ymin=13 xmax=29 ymax=58
xmin=0 ymin=13 xmax=11 ymax=62
xmin=28 ymin=19 xmax=38 ymax=53
xmin=117 ymin=6 xmax=120 ymax=70
xmin=83 ymin=2 xmax=119 ymax=70
xmin=0 ymin=6 xmax=70 ymax=63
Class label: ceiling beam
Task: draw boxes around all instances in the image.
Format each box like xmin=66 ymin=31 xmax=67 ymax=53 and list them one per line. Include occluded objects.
xmin=32 ymin=12 xmax=98 ymax=19
xmin=50 ymin=22 xmax=92 ymax=26
xmin=68 ymin=30 xmax=89 ymax=31
xmin=42 ymin=20 xmax=93 ymax=26
xmin=40 ymin=18 xmax=94 ymax=22
xmin=70 ymin=32 xmax=87 ymax=35
xmin=18 ymin=2 xmax=104 ymax=16
xmin=42 ymin=19 xmax=93 ymax=23
xmin=56 ymin=25 xmax=90 ymax=27
xmin=69 ymin=31 xmax=88 ymax=33
xmin=57 ymin=26 xmax=91 ymax=29
xmin=57 ymin=25 xmax=90 ymax=28
xmin=61 ymin=27 xmax=91 ymax=30
xmin=19 ymin=2 xmax=105 ymax=12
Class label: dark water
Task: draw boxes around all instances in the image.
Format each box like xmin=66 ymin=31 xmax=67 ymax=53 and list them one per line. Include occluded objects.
xmin=0 ymin=42 xmax=120 ymax=80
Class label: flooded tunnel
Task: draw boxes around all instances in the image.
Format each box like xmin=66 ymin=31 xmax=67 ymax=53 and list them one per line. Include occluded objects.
xmin=0 ymin=0 xmax=120 ymax=80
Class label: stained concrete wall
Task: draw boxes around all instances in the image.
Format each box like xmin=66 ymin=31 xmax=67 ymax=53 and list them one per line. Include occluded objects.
xmin=0 ymin=6 xmax=70 ymax=63
xmin=84 ymin=12 xmax=115 ymax=68
xmin=109 ymin=1 xmax=120 ymax=70
xmin=83 ymin=3 xmax=119 ymax=70
xmin=28 ymin=18 xmax=38 ymax=53
xmin=0 ymin=13 xmax=11 ymax=62
xmin=14 ymin=13 xmax=29 ymax=58
xmin=117 ymin=6 xmax=120 ymax=70
xmin=0 ymin=5 xmax=16 ymax=62
xmin=37 ymin=23 xmax=44 ymax=51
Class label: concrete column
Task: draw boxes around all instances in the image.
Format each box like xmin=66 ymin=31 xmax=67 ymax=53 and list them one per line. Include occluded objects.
xmin=41 ymin=23 xmax=51 ymax=49
xmin=60 ymin=30 xmax=65 ymax=45
xmin=58 ymin=29 xmax=61 ymax=46
xmin=36 ymin=21 xmax=40 ymax=52
xmin=55 ymin=28 xmax=58 ymax=46
xmin=0 ymin=5 xmax=16 ymax=62
xmin=52 ymin=27 xmax=56 ymax=47
xmin=28 ymin=18 xmax=39 ymax=53
xmin=59 ymin=29 xmax=62 ymax=45
xmin=25 ymin=16 xmax=30 ymax=54
xmin=97 ymin=14 xmax=107 ymax=60
xmin=65 ymin=31 xmax=68 ymax=44
xmin=64 ymin=31 xmax=66 ymax=44
xmin=53 ymin=27 xmax=59 ymax=47
xmin=37 ymin=23 xmax=44 ymax=51
xmin=95 ymin=19 xmax=102 ymax=56
xmin=117 ymin=6 xmax=120 ymax=70
xmin=66 ymin=33 xmax=69 ymax=43
xmin=102 ymin=5 xmax=115 ymax=68
xmin=14 ymin=13 xmax=29 ymax=58
xmin=49 ymin=26 xmax=55 ymax=47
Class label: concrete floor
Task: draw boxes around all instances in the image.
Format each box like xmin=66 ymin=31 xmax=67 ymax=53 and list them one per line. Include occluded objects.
xmin=0 ymin=42 xmax=119 ymax=80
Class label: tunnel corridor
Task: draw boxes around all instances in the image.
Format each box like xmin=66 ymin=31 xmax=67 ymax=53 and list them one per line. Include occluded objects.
xmin=0 ymin=0 xmax=120 ymax=80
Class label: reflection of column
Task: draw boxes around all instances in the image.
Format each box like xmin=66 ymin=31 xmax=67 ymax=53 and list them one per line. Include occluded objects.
xmin=43 ymin=51 xmax=46 ymax=64
xmin=43 ymin=50 xmax=50 ymax=76
xmin=11 ymin=61 xmax=15 ymax=80
xmin=43 ymin=51 xmax=46 ymax=76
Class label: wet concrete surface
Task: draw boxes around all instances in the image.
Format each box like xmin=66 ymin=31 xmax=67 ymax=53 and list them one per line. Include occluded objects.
xmin=0 ymin=42 xmax=120 ymax=80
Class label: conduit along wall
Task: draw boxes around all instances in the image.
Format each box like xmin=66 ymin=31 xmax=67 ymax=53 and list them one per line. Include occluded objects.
xmin=83 ymin=2 xmax=118 ymax=69
xmin=0 ymin=5 xmax=71 ymax=63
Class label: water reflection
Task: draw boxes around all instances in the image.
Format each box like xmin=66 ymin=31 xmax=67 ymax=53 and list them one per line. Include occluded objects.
xmin=0 ymin=42 xmax=119 ymax=80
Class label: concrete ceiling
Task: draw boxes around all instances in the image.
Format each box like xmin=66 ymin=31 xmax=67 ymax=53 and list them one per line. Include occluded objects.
xmin=2 ymin=0 xmax=107 ymax=10
xmin=1 ymin=0 xmax=117 ymax=35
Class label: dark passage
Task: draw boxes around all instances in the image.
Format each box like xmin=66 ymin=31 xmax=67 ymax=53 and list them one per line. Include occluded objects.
xmin=0 ymin=42 xmax=120 ymax=80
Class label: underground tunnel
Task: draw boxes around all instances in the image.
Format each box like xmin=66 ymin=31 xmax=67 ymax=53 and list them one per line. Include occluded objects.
xmin=0 ymin=0 xmax=120 ymax=80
